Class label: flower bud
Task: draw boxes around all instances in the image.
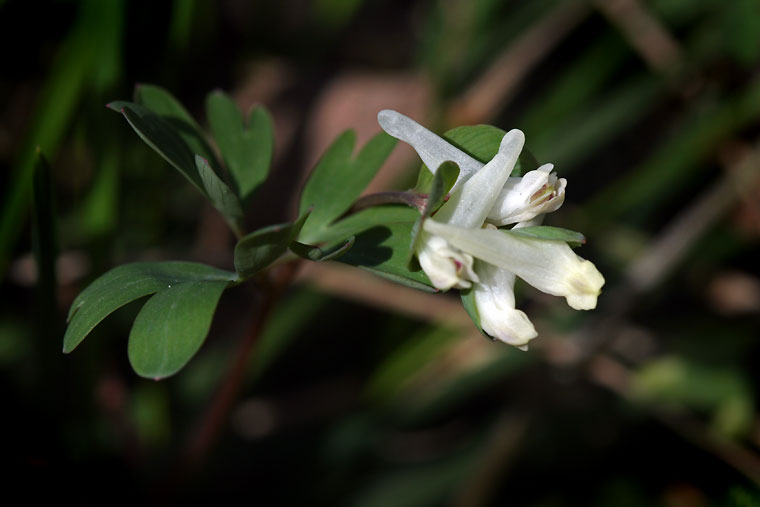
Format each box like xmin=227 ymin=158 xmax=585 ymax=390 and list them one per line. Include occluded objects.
xmin=487 ymin=164 xmax=566 ymax=226
xmin=416 ymin=232 xmax=479 ymax=291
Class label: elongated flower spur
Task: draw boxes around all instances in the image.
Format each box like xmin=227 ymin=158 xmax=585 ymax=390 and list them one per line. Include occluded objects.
xmin=378 ymin=110 xmax=604 ymax=350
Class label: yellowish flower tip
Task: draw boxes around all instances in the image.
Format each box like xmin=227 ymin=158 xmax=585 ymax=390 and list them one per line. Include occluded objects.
xmin=565 ymin=259 xmax=606 ymax=310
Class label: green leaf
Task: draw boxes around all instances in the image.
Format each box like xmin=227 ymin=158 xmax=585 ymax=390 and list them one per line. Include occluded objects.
xmin=408 ymin=161 xmax=459 ymax=263
xmin=338 ymin=222 xmax=436 ymax=292
xmin=134 ymin=84 xmax=219 ymax=167
xmin=290 ymin=237 xmax=355 ymax=261
xmin=128 ymin=279 xmax=228 ymax=379
xmin=507 ymin=225 xmax=586 ymax=248
xmin=107 ymin=101 xmax=205 ymax=195
xmin=413 ymin=125 xmax=539 ymax=193
xmin=312 ymin=205 xmax=419 ymax=246
xmin=446 ymin=125 xmax=539 ymax=176
xmin=234 ymin=212 xmax=310 ymax=279
xmin=195 ymin=155 xmax=245 ymax=236
xmin=64 ymin=262 xmax=236 ymax=353
xmin=206 ymin=91 xmax=274 ymax=200
xmin=299 ymin=131 xmax=396 ymax=243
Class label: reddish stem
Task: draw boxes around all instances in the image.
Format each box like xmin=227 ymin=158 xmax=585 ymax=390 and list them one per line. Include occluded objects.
xmin=178 ymin=261 xmax=300 ymax=476
xmin=350 ymin=191 xmax=428 ymax=214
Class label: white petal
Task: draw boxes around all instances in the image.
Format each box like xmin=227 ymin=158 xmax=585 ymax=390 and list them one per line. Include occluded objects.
xmin=473 ymin=262 xmax=537 ymax=348
xmin=487 ymin=166 xmax=566 ymax=225
xmin=416 ymin=233 xmax=478 ymax=291
xmin=423 ymin=220 xmax=605 ymax=310
xmin=434 ymin=129 xmax=525 ymax=228
xmin=377 ymin=110 xmax=483 ymax=188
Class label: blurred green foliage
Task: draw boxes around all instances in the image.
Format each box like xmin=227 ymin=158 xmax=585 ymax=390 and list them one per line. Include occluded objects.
xmin=2 ymin=0 xmax=760 ymax=504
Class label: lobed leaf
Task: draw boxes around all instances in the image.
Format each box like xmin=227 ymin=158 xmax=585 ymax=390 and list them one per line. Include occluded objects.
xmin=134 ymin=84 xmax=219 ymax=167
xmin=206 ymin=91 xmax=274 ymax=200
xmin=338 ymin=222 xmax=436 ymax=292
xmin=195 ymin=155 xmax=245 ymax=236
xmin=310 ymin=205 xmax=419 ymax=247
xmin=107 ymin=101 xmax=205 ymax=194
xmin=128 ymin=279 xmax=229 ymax=379
xmin=64 ymin=262 xmax=237 ymax=353
xmin=299 ymin=131 xmax=396 ymax=243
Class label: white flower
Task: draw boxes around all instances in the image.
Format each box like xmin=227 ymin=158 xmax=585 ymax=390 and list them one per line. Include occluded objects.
xmin=424 ymin=220 xmax=604 ymax=311
xmin=409 ymin=127 xmax=526 ymax=293
xmin=377 ymin=109 xmax=566 ymax=225
xmin=487 ymin=164 xmax=566 ymax=226
xmin=416 ymin=233 xmax=478 ymax=290
xmin=472 ymin=259 xmax=537 ymax=349
xmin=377 ymin=109 xmax=483 ymax=191
xmin=376 ymin=109 xmax=604 ymax=348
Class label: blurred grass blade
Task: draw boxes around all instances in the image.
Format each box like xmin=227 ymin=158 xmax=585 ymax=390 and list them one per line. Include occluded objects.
xmin=169 ymin=0 xmax=198 ymax=50
xmin=246 ymin=288 xmax=330 ymax=385
xmin=128 ymin=279 xmax=228 ymax=379
xmin=632 ymin=356 xmax=754 ymax=437
xmin=365 ymin=326 xmax=459 ymax=403
xmin=314 ymin=0 xmax=364 ymax=30
xmin=195 ymin=155 xmax=245 ymax=237
xmin=590 ymin=77 xmax=760 ymax=223
xmin=77 ymin=146 xmax=119 ymax=237
xmin=206 ymin=91 xmax=274 ymax=201
xmin=519 ymin=31 xmax=630 ymax=139
xmin=31 ymin=149 xmax=58 ymax=320
xmin=0 ymin=0 xmax=123 ymax=276
xmin=352 ymin=451 xmax=475 ymax=507
xmin=64 ymin=262 xmax=236 ymax=353
xmin=533 ymin=75 xmax=662 ymax=172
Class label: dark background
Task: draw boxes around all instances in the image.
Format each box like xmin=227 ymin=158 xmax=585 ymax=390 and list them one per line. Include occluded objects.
xmin=2 ymin=0 xmax=760 ymax=504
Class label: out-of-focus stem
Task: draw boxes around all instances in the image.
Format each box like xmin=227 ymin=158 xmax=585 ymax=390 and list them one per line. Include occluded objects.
xmin=178 ymin=261 xmax=301 ymax=475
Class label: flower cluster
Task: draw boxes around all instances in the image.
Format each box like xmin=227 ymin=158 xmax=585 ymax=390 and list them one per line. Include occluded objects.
xmin=378 ymin=110 xmax=604 ymax=350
